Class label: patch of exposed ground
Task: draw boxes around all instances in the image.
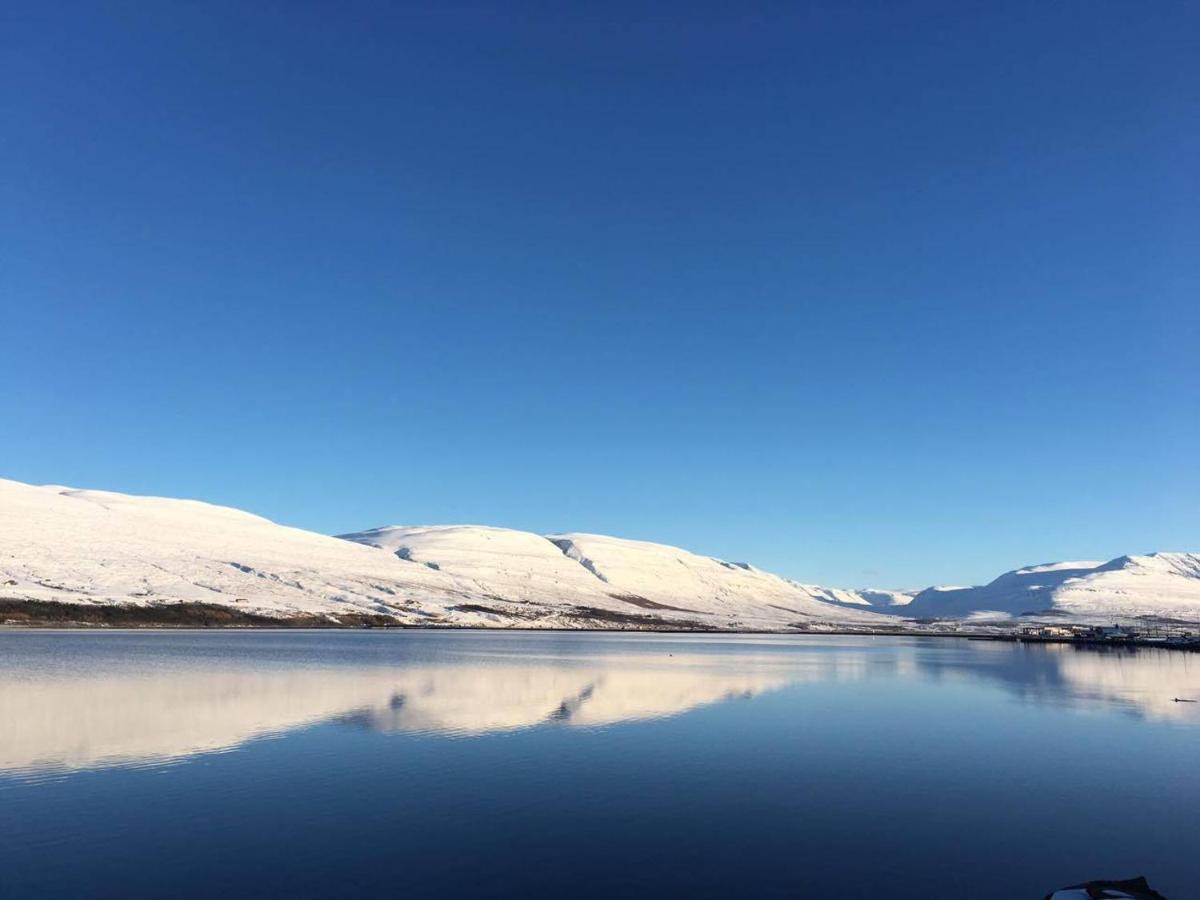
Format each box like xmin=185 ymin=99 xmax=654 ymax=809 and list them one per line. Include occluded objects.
xmin=0 ymin=599 xmax=401 ymax=628
xmin=567 ymin=605 xmax=717 ymax=630
xmin=450 ymin=603 xmax=539 ymax=620
xmin=609 ymin=593 xmax=699 ymax=613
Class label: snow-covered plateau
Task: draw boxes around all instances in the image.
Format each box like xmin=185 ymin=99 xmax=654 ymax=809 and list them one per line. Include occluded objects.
xmin=1 ymin=478 xmax=1197 ymax=628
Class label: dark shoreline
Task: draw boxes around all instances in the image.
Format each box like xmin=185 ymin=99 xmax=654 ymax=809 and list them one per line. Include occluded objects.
xmin=2 ymin=599 xmax=1198 ymax=652
xmin=0 ymin=599 xmax=400 ymax=629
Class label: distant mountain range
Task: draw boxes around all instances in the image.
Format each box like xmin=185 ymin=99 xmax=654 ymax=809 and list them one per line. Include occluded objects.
xmin=901 ymin=554 xmax=1200 ymax=620
xmin=2 ymin=478 xmax=1197 ymax=628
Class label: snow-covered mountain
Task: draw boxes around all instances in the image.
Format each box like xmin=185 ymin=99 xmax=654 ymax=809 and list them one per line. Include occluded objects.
xmin=339 ymin=525 xmax=899 ymax=623
xmin=903 ymin=554 xmax=1200 ymax=620
xmin=0 ymin=479 xmax=888 ymax=630
xmin=2 ymin=477 xmax=1196 ymax=626
xmin=818 ymin=588 xmax=916 ymax=612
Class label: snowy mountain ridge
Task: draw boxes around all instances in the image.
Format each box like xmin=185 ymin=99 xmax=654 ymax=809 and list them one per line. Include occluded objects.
xmin=1 ymin=477 xmax=1197 ymax=627
xmin=0 ymin=479 xmax=889 ymax=630
xmin=903 ymin=552 xmax=1200 ymax=620
xmin=334 ymin=524 xmax=906 ymax=624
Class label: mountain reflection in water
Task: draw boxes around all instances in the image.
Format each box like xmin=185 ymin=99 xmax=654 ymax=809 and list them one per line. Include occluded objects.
xmin=0 ymin=632 xmax=1195 ymax=777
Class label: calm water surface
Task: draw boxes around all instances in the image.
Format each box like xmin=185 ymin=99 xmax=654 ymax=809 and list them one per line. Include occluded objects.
xmin=1 ymin=630 xmax=1197 ymax=898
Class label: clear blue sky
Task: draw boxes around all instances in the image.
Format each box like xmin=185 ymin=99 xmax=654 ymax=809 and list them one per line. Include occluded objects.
xmin=2 ymin=1 xmax=1197 ymax=588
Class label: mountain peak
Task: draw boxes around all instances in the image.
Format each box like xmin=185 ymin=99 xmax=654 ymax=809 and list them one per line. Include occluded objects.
xmin=907 ymin=551 xmax=1200 ymax=619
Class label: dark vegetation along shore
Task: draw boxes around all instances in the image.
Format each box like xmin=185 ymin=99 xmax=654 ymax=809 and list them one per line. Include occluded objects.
xmin=0 ymin=599 xmax=399 ymax=629
xmin=2 ymin=599 xmax=1198 ymax=652
xmin=0 ymin=599 xmax=721 ymax=631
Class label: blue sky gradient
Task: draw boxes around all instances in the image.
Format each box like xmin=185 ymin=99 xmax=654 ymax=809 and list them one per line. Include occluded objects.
xmin=2 ymin=2 xmax=1197 ymax=587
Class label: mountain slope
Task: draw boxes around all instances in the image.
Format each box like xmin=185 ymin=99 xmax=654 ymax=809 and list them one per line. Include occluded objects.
xmin=0 ymin=479 xmax=887 ymax=630
xmin=905 ymin=554 xmax=1200 ymax=619
xmin=335 ymin=525 xmax=892 ymax=624
xmin=0 ymin=478 xmax=457 ymax=621
xmin=4 ymin=477 xmax=1195 ymax=626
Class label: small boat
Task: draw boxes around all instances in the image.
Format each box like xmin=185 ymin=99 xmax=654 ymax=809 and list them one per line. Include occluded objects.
xmin=1045 ymin=875 xmax=1167 ymax=899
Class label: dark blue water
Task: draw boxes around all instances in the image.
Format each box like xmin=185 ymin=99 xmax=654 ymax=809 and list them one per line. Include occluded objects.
xmin=1 ymin=631 xmax=1197 ymax=898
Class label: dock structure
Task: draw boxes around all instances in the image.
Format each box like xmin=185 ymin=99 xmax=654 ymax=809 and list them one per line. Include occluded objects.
xmin=1010 ymin=621 xmax=1200 ymax=651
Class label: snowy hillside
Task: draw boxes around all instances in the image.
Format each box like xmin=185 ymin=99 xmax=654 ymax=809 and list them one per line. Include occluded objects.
xmin=816 ymin=587 xmax=916 ymax=611
xmin=336 ymin=525 xmax=895 ymax=624
xmin=904 ymin=554 xmax=1200 ymax=620
xmin=3 ymin=477 xmax=1195 ymax=626
xmin=0 ymin=479 xmax=887 ymax=630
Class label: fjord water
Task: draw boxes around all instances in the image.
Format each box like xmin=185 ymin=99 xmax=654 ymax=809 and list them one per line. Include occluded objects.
xmin=1 ymin=632 xmax=1196 ymax=899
